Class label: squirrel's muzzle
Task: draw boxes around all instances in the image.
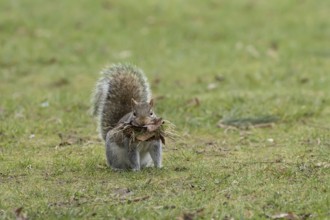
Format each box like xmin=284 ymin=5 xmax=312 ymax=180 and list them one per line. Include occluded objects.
xmin=132 ymin=117 xmax=153 ymax=127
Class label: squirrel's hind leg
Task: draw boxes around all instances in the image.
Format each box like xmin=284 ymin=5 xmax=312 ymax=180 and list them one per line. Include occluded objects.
xmin=127 ymin=146 xmax=141 ymax=171
xmin=148 ymin=140 xmax=162 ymax=168
xmin=140 ymin=152 xmax=153 ymax=168
xmin=105 ymin=137 xmax=130 ymax=170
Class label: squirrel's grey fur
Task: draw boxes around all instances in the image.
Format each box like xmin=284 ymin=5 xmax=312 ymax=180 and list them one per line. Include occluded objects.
xmin=92 ymin=63 xmax=162 ymax=170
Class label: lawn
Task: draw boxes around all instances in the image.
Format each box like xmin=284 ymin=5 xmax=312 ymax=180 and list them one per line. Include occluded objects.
xmin=0 ymin=0 xmax=329 ymax=219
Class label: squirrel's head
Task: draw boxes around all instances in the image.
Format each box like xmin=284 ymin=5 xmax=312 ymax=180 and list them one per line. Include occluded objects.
xmin=131 ymin=98 xmax=156 ymax=126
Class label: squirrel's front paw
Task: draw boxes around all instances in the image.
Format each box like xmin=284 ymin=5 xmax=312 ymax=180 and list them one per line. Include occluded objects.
xmin=131 ymin=167 xmax=141 ymax=172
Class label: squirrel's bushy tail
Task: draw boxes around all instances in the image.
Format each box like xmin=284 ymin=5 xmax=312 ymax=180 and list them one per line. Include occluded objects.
xmin=92 ymin=63 xmax=151 ymax=140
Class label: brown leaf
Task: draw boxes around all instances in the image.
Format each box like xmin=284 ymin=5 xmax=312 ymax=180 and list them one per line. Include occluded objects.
xmin=163 ymin=205 xmax=176 ymax=209
xmin=177 ymin=213 xmax=195 ymax=220
xmin=268 ymin=212 xmax=299 ymax=220
xmin=154 ymin=95 xmax=166 ymax=101
xmin=186 ymin=97 xmax=200 ymax=107
xmin=131 ymin=117 xmax=164 ymax=141
xmin=160 ymin=134 xmax=166 ymax=145
xmin=117 ymin=117 xmax=173 ymax=145
xmin=127 ymin=195 xmax=150 ymax=203
xmin=113 ymin=188 xmax=133 ymax=198
xmin=245 ymin=210 xmax=254 ymax=219
xmin=136 ymin=132 xmax=156 ymax=141
xmin=146 ymin=118 xmax=164 ymax=132
xmin=50 ymin=78 xmax=69 ymax=87
xmin=177 ymin=208 xmax=204 ymax=220
xmin=223 ymin=215 xmax=235 ymax=220
xmin=299 ymin=77 xmax=309 ymax=84
xmin=57 ymin=133 xmax=84 ymax=147
xmin=215 ymin=75 xmax=225 ymax=82
xmin=174 ymin=166 xmax=188 ymax=172
xmin=153 ymin=76 xmax=161 ymax=85
xmin=14 ymin=207 xmax=28 ymax=220
xmin=300 ymin=213 xmax=312 ymax=220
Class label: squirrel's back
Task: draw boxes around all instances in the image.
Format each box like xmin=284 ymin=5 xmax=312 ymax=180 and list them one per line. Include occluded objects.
xmin=92 ymin=64 xmax=151 ymax=140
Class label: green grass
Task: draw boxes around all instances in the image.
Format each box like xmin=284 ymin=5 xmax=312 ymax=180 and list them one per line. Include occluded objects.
xmin=1 ymin=0 xmax=329 ymax=219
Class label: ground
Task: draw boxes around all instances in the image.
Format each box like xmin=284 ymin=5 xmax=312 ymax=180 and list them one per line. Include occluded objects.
xmin=0 ymin=0 xmax=329 ymax=219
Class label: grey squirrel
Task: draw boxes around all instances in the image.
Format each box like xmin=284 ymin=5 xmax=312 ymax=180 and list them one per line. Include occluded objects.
xmin=92 ymin=64 xmax=162 ymax=171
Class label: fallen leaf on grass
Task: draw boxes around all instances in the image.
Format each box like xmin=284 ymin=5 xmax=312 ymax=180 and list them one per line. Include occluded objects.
xmin=225 ymin=193 xmax=231 ymax=199
xmin=315 ymin=162 xmax=330 ymax=168
xmin=194 ymin=149 xmax=205 ymax=154
xmin=207 ymin=83 xmax=218 ymax=90
xmin=14 ymin=207 xmax=28 ymax=220
xmin=153 ymin=205 xmax=176 ymax=210
xmin=96 ymin=164 xmax=108 ymax=169
xmin=215 ymin=75 xmax=225 ymax=82
xmin=218 ymin=116 xmax=279 ymax=129
xmin=174 ymin=166 xmax=189 ymax=172
xmin=223 ymin=215 xmax=235 ymax=220
xmin=300 ymin=213 xmax=313 ymax=220
xmin=113 ymin=188 xmax=133 ymax=198
xmin=144 ymin=178 xmax=152 ymax=185
xmin=48 ymin=201 xmax=70 ymax=207
xmin=40 ymin=101 xmax=49 ymax=108
xmin=186 ymin=98 xmax=200 ymax=107
xmin=267 ymin=138 xmax=274 ymax=143
xmin=57 ymin=133 xmax=85 ymax=147
xmin=177 ymin=213 xmax=195 ymax=220
xmin=177 ymin=208 xmax=204 ymax=220
xmin=127 ymin=195 xmax=150 ymax=203
xmin=50 ymin=78 xmax=69 ymax=88
xmin=38 ymin=57 xmax=57 ymax=65
xmin=153 ymin=76 xmax=161 ymax=85
xmin=163 ymin=205 xmax=176 ymax=209
xmin=267 ymin=212 xmax=299 ymax=220
xmin=299 ymin=77 xmax=309 ymax=84
xmin=153 ymin=95 xmax=166 ymax=101
xmin=244 ymin=210 xmax=254 ymax=219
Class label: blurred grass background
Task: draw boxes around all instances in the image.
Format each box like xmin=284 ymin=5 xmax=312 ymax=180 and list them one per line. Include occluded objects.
xmin=0 ymin=0 xmax=329 ymax=219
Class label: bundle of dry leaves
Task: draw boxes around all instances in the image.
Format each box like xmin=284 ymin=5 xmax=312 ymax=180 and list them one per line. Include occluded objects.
xmin=109 ymin=117 xmax=176 ymax=146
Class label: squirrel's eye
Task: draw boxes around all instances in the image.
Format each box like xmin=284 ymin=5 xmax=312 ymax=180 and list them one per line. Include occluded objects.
xmin=133 ymin=112 xmax=137 ymax=116
xmin=150 ymin=112 xmax=153 ymax=116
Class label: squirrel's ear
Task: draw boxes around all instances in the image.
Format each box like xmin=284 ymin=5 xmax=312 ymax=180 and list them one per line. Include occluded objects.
xmin=131 ymin=98 xmax=138 ymax=107
xmin=149 ymin=99 xmax=154 ymax=107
